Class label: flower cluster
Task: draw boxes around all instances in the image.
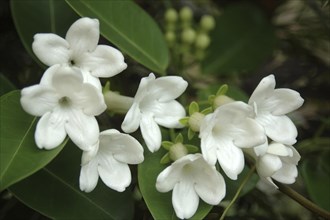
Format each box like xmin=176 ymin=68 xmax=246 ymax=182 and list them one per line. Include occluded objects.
xmin=20 ymin=17 xmax=304 ymax=220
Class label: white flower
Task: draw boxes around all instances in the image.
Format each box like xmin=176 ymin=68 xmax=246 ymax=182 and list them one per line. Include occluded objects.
xmin=200 ymin=101 xmax=266 ymax=180
xmin=156 ymin=154 xmax=225 ymax=219
xmin=248 ymin=74 xmax=304 ymax=145
xmin=121 ymin=73 xmax=188 ymax=152
xmin=32 ymin=17 xmax=127 ymax=78
xmin=20 ymin=65 xmax=106 ymax=150
xmin=79 ymin=129 xmax=144 ymax=192
xmin=255 ymin=141 xmax=301 ymax=187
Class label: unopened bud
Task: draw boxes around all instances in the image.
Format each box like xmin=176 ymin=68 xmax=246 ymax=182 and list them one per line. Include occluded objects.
xmin=181 ymin=28 xmax=196 ymax=44
xmin=165 ymin=8 xmax=178 ymax=23
xmin=200 ymin=15 xmax=215 ymax=31
xmin=189 ymin=112 xmax=205 ymax=132
xmin=165 ymin=31 xmax=176 ymax=44
xmin=195 ymin=34 xmax=210 ymax=49
xmin=180 ymin=6 xmax=193 ymax=21
xmin=169 ymin=143 xmax=188 ymax=161
xmin=213 ymin=95 xmax=234 ymax=109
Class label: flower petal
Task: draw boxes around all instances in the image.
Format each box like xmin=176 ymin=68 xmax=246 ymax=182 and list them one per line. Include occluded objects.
xmin=233 ymin=118 xmax=266 ymax=148
xmin=51 ymin=66 xmax=84 ymax=96
xmin=79 ymin=158 xmax=99 ymax=192
xmin=35 ymin=111 xmax=66 ymax=150
xmin=150 ymin=76 xmax=188 ymax=102
xmin=216 ymin=143 xmax=245 ymax=180
xmin=248 ymin=75 xmax=276 ymax=106
xmin=257 ymin=154 xmax=282 ymax=177
xmin=121 ymin=103 xmax=141 ymax=133
xmin=272 ymin=162 xmax=298 ymax=184
xmin=65 ymin=17 xmax=99 ymax=57
xmin=99 ymin=129 xmax=144 ymax=164
xmin=140 ymin=114 xmax=162 ymax=152
xmin=257 ymin=114 xmax=298 ymax=145
xmin=65 ymin=109 xmax=99 ymax=151
xmin=193 ymin=155 xmax=226 ymax=205
xmin=172 ymin=178 xmax=199 ymax=219
xmin=21 ymin=85 xmax=58 ymax=116
xmin=98 ymin=154 xmax=131 ymax=192
xmin=80 ymin=45 xmax=127 ymax=77
xmin=200 ymin=131 xmax=218 ymax=166
xmin=267 ymin=142 xmax=292 ymax=157
xmin=32 ymin=33 xmax=70 ymax=66
xmin=153 ymin=100 xmax=186 ymax=128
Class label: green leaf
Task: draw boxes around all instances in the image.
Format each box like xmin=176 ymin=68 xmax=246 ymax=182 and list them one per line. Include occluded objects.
xmin=189 ymin=101 xmax=199 ymax=115
xmin=9 ymin=141 xmax=134 ymax=220
xmin=301 ymin=151 xmax=330 ymax=211
xmin=216 ymin=84 xmax=228 ymax=96
xmin=0 ymin=91 xmax=65 ymax=191
xmin=138 ymin=149 xmax=212 ymax=220
xmin=10 ymin=0 xmax=79 ymax=65
xmin=65 ymin=0 xmax=169 ymax=74
xmin=0 ymin=74 xmax=16 ymax=96
xmin=202 ymin=2 xmax=277 ymax=74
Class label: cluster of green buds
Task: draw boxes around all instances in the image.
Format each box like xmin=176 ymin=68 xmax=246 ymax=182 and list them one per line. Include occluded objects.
xmin=164 ymin=6 xmax=216 ymax=62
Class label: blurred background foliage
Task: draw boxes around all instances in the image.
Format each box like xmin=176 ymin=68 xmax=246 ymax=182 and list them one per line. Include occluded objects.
xmin=0 ymin=0 xmax=329 ymax=219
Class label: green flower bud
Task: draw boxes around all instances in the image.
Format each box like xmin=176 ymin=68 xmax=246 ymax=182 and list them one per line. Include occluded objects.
xmin=165 ymin=31 xmax=176 ymax=44
xmin=165 ymin=8 xmax=178 ymax=23
xmin=181 ymin=28 xmax=196 ymax=44
xmin=180 ymin=6 xmax=193 ymax=21
xmin=213 ymin=95 xmax=234 ymax=109
xmin=200 ymin=15 xmax=215 ymax=31
xmin=169 ymin=143 xmax=188 ymax=161
xmin=195 ymin=34 xmax=210 ymax=49
xmin=188 ymin=112 xmax=205 ymax=132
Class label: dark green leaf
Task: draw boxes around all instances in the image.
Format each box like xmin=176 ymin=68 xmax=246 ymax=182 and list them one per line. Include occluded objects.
xmin=0 ymin=91 xmax=65 ymax=191
xmin=10 ymin=0 xmax=79 ymax=64
xmin=65 ymin=0 xmax=169 ymax=74
xmin=138 ymin=149 xmax=212 ymax=220
xmin=0 ymin=73 xmax=16 ymax=96
xmin=202 ymin=2 xmax=277 ymax=74
xmin=10 ymin=141 xmax=134 ymax=220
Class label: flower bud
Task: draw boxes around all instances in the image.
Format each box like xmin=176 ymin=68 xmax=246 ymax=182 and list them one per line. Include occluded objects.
xmin=165 ymin=8 xmax=178 ymax=23
xmin=200 ymin=15 xmax=215 ymax=31
xmin=189 ymin=112 xmax=205 ymax=132
xmin=181 ymin=28 xmax=196 ymax=44
xmin=213 ymin=95 xmax=234 ymax=109
xmin=180 ymin=6 xmax=193 ymax=21
xmin=195 ymin=33 xmax=210 ymax=49
xmin=165 ymin=31 xmax=176 ymax=44
xmin=169 ymin=143 xmax=188 ymax=161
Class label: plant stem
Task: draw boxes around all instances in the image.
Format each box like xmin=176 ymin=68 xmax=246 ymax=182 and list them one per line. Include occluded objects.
xmin=219 ymin=165 xmax=256 ymax=220
xmin=274 ymin=180 xmax=330 ymax=219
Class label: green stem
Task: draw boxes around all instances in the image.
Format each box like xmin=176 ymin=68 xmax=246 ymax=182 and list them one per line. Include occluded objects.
xmin=219 ymin=165 xmax=256 ymax=220
xmin=274 ymin=180 xmax=330 ymax=219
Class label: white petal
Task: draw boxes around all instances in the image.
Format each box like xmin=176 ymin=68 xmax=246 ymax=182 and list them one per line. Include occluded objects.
xmin=51 ymin=66 xmax=84 ymax=95
xmin=140 ymin=114 xmax=161 ymax=152
xmin=81 ymin=141 xmax=99 ymax=165
xmin=216 ymin=143 xmax=245 ymax=180
xmin=32 ymin=33 xmax=70 ymax=66
xmin=200 ymin=131 xmax=218 ymax=165
xmin=248 ymin=75 xmax=275 ymax=106
xmin=153 ymin=100 xmax=186 ymax=128
xmin=121 ymin=103 xmax=141 ymax=133
xmin=65 ymin=17 xmax=99 ymax=57
xmin=257 ymin=154 xmax=282 ymax=177
xmin=266 ymin=89 xmax=304 ymax=115
xmin=267 ymin=142 xmax=292 ymax=156
xmin=257 ymin=114 xmax=298 ymax=145
xmin=65 ymin=109 xmax=99 ymax=151
xmin=98 ymin=154 xmax=131 ymax=192
xmin=193 ymin=156 xmax=226 ymax=205
xmin=134 ymin=73 xmax=156 ymax=102
xmin=35 ymin=111 xmax=66 ymax=150
xmin=253 ymin=140 xmax=269 ymax=156
xmin=233 ymin=118 xmax=266 ymax=148
xmin=80 ymin=45 xmax=127 ymax=77
xmin=99 ymin=129 xmax=144 ymax=164
xmin=21 ymin=85 xmax=58 ymax=116
xmin=172 ymin=179 xmax=199 ymax=219
xmin=150 ymin=76 xmax=188 ymax=102
xmin=272 ymin=162 xmax=298 ymax=184
xmin=79 ymin=158 xmax=99 ymax=192
xmin=80 ymin=69 xmax=102 ymax=91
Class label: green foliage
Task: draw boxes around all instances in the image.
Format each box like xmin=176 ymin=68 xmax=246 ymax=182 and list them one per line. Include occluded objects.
xmin=0 ymin=74 xmax=16 ymax=96
xmin=189 ymin=101 xmax=199 ymax=115
xmin=66 ymin=0 xmax=169 ymax=74
xmin=9 ymin=141 xmax=134 ymax=220
xmin=202 ymin=2 xmax=277 ymax=74
xmin=10 ymin=0 xmax=79 ymax=65
xmin=0 ymin=91 xmax=65 ymax=191
xmin=138 ymin=149 xmax=212 ymax=220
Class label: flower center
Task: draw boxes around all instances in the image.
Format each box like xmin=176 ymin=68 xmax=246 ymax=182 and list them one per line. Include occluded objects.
xmin=58 ymin=96 xmax=72 ymax=108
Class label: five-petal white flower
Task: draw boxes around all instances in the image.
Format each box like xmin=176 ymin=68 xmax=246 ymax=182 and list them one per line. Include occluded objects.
xmin=79 ymin=129 xmax=144 ymax=192
xmin=156 ymin=153 xmax=225 ymax=219
xmin=199 ymin=101 xmax=266 ymax=180
xmin=248 ymin=74 xmax=304 ymax=145
xmin=255 ymin=141 xmax=301 ymax=187
xmin=32 ymin=17 xmax=127 ymax=79
xmin=121 ymin=73 xmax=188 ymax=152
xmin=20 ymin=65 xmax=106 ymax=150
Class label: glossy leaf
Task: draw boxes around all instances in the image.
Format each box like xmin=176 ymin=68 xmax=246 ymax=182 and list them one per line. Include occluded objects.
xmin=10 ymin=0 xmax=79 ymax=64
xmin=0 ymin=73 xmax=16 ymax=96
xmin=10 ymin=141 xmax=134 ymax=220
xmin=65 ymin=0 xmax=169 ymax=74
xmin=138 ymin=149 xmax=212 ymax=220
xmin=202 ymin=2 xmax=277 ymax=74
xmin=301 ymin=150 xmax=330 ymax=211
xmin=0 ymin=91 xmax=65 ymax=191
